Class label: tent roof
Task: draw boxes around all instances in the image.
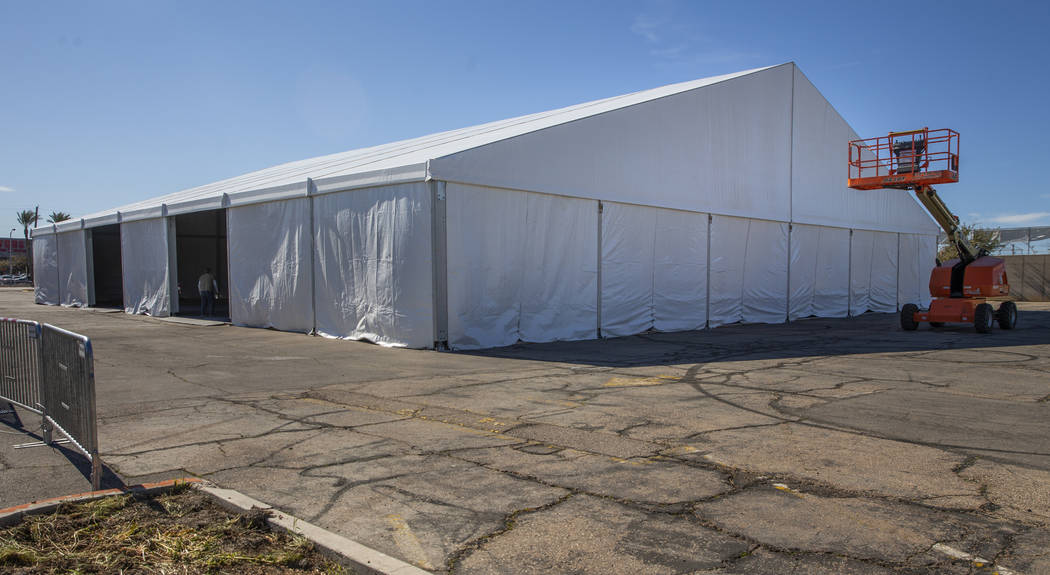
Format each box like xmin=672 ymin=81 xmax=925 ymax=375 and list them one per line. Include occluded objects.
xmin=43 ymin=65 xmax=776 ymax=232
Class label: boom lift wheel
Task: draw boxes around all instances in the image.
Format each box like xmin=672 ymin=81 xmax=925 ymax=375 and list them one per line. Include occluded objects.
xmin=974 ymin=303 xmax=994 ymax=333
xmin=997 ymin=301 xmax=1017 ymax=330
xmin=900 ymin=303 xmax=919 ymax=331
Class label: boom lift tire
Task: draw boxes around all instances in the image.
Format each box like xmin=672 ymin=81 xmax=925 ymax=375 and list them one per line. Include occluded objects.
xmin=997 ymin=301 xmax=1018 ymax=330
xmin=975 ymin=303 xmax=994 ymax=333
xmin=901 ymin=303 xmax=919 ymax=331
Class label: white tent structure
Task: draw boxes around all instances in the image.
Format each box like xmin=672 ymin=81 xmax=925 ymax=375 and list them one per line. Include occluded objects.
xmin=32 ymin=62 xmax=938 ymax=349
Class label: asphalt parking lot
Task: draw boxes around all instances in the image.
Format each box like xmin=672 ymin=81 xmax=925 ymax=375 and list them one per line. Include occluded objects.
xmin=2 ymin=287 xmax=1049 ymax=574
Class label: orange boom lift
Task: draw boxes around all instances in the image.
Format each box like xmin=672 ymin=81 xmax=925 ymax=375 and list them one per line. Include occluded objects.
xmin=848 ymin=128 xmax=1017 ymax=333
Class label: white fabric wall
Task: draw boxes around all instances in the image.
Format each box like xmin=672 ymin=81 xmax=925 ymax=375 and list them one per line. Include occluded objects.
xmin=897 ymin=234 xmax=922 ymax=311
xmin=709 ymin=216 xmax=748 ymax=327
xmin=313 ymin=183 xmax=434 ymax=348
xmin=57 ymin=231 xmax=88 ymax=307
xmin=121 ymin=218 xmax=172 ymax=316
xmin=446 ymin=183 xmax=597 ymax=350
xmin=789 ymin=225 xmax=850 ymax=319
xmin=918 ymin=235 xmax=936 ymax=307
xmin=709 ymin=216 xmax=788 ymax=326
xmin=601 ymin=203 xmax=656 ymax=337
xmin=653 ymin=209 xmax=708 ymax=332
xmin=601 ymin=203 xmax=708 ymax=336
xmin=850 ymin=230 xmax=873 ymax=314
xmin=898 ymin=233 xmax=937 ymax=309
xmin=744 ymin=219 xmax=790 ymax=323
xmin=33 ymin=234 xmax=60 ymax=305
xmin=446 ymin=185 xmax=526 ymax=349
xmin=870 ymin=231 xmax=899 ymax=313
xmin=850 ymin=230 xmax=898 ymax=315
xmin=432 ymin=65 xmax=794 ymax=223
xmin=519 ymin=193 xmax=598 ymax=343
xmin=228 ymin=198 xmax=313 ymax=333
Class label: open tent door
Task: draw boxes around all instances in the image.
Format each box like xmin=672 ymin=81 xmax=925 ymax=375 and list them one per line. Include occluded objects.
xmin=173 ymin=209 xmax=229 ymax=319
xmin=89 ymin=224 xmax=123 ymax=308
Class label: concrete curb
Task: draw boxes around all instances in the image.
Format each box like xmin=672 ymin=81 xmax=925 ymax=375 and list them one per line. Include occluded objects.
xmin=0 ymin=477 xmax=431 ymax=575
xmin=196 ymin=483 xmax=432 ymax=575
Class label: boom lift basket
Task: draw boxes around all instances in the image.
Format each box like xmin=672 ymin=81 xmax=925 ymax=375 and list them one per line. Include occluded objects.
xmin=848 ymin=128 xmax=959 ymax=190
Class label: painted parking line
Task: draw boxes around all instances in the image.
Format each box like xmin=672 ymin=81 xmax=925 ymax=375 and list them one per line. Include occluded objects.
xmin=932 ymin=543 xmax=1018 ymax=575
xmin=386 ymin=513 xmax=434 ymax=571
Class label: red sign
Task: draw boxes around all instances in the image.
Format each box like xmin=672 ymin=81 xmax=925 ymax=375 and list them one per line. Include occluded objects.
xmin=0 ymin=238 xmax=27 ymax=255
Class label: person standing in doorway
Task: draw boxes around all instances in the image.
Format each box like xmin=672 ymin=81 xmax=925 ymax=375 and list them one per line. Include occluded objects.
xmin=197 ymin=267 xmax=218 ymax=317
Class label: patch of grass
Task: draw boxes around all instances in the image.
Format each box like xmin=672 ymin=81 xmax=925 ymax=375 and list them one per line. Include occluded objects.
xmin=0 ymin=489 xmax=350 ymax=574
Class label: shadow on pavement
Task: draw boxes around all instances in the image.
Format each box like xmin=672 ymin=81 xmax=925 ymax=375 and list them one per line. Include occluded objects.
xmin=1 ymin=404 xmax=126 ymax=501
xmin=462 ymin=309 xmax=1050 ymax=367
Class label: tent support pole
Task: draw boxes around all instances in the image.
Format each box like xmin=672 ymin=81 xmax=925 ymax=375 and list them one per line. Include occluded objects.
xmin=896 ymin=233 xmax=901 ymax=311
xmin=430 ymin=180 xmax=448 ymax=348
xmin=85 ymin=228 xmax=96 ymax=306
xmin=786 ymin=223 xmax=792 ymax=322
xmin=165 ymin=212 xmax=179 ymax=317
xmin=596 ymin=201 xmax=603 ymax=338
xmin=787 ymin=64 xmax=795 ymax=323
xmin=54 ymin=225 xmax=61 ymax=305
xmin=847 ymin=229 xmax=853 ymax=317
xmin=706 ymin=214 xmax=712 ymax=329
xmin=307 ymin=178 xmax=318 ymax=336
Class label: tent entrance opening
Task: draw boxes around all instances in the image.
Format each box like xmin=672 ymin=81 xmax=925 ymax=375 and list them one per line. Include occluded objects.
xmin=89 ymin=224 xmax=123 ymax=307
xmin=174 ymin=209 xmax=229 ymax=320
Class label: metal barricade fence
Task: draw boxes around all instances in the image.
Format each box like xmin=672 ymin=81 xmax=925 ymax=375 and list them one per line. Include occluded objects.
xmin=0 ymin=318 xmax=101 ymax=490
xmin=40 ymin=324 xmax=100 ymax=489
xmin=0 ymin=318 xmax=42 ymax=413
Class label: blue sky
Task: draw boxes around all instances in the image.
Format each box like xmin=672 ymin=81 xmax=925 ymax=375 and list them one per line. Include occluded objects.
xmin=2 ymin=0 xmax=1048 ymax=231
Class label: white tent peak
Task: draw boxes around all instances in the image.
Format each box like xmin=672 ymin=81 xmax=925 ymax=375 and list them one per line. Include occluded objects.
xmin=58 ymin=63 xmax=788 ymax=229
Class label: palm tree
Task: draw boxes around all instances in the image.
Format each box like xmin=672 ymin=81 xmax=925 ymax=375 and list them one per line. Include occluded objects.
xmin=46 ymin=211 xmax=72 ymax=224
xmin=16 ymin=210 xmax=37 ymax=280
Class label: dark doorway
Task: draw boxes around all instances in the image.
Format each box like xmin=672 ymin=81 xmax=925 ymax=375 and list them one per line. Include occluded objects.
xmin=89 ymin=224 xmax=124 ymax=307
xmin=174 ymin=209 xmax=229 ymax=319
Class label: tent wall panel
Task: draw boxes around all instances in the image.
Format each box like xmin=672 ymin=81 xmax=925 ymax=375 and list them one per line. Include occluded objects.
xmin=850 ymin=230 xmax=899 ymax=314
xmin=870 ymin=231 xmax=899 ymax=313
xmin=33 ymin=234 xmax=60 ymax=305
xmin=790 ymin=225 xmax=850 ymax=320
xmin=446 ymin=184 xmax=527 ymax=349
xmin=228 ymin=198 xmax=313 ymax=333
xmin=789 ymin=225 xmax=818 ymax=319
xmin=897 ymin=234 xmax=922 ymax=311
xmin=313 ymin=182 xmax=433 ymax=348
xmin=601 ymin=203 xmax=656 ymax=337
xmin=519 ymin=193 xmax=598 ymax=343
xmin=653 ymin=208 xmax=708 ymax=332
xmin=446 ymin=183 xmax=597 ymax=349
xmin=918 ymin=235 xmax=936 ymax=307
xmin=742 ymin=219 xmax=789 ymax=323
xmin=431 ymin=64 xmax=794 ymax=222
xmin=849 ymin=230 xmax=874 ymax=314
xmin=121 ymin=217 xmax=173 ymax=317
xmin=709 ymin=216 xmax=749 ymax=327
xmin=57 ymin=231 xmax=89 ymax=307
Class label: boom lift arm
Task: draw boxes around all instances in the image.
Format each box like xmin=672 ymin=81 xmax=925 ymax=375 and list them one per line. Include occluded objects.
xmin=913 ymin=185 xmax=983 ymax=265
